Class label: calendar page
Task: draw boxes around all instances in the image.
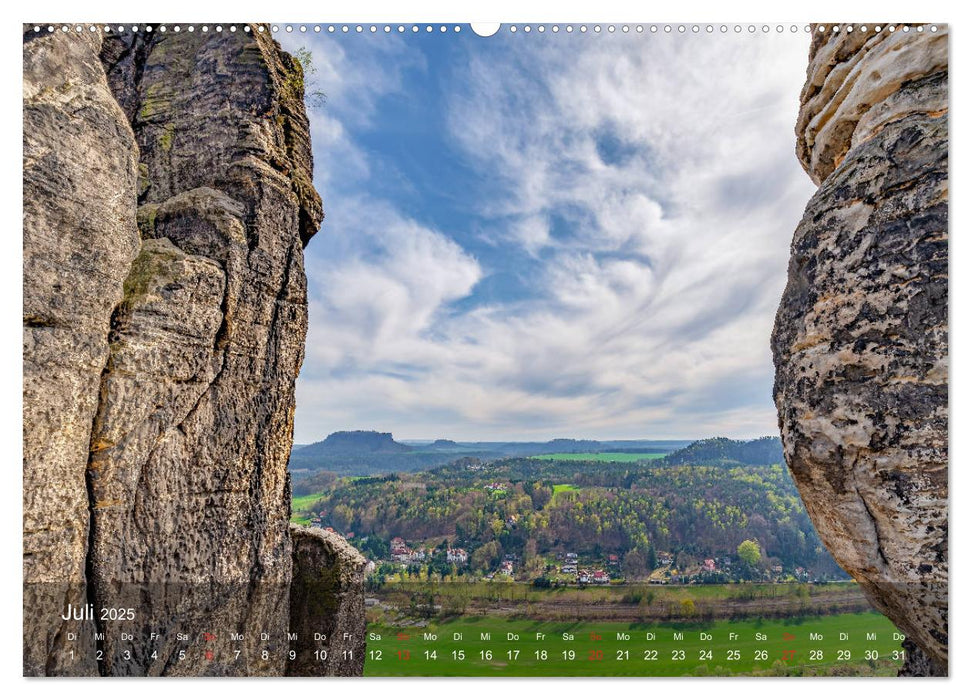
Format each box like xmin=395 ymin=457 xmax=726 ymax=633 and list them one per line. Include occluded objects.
xmin=22 ymin=20 xmax=948 ymax=679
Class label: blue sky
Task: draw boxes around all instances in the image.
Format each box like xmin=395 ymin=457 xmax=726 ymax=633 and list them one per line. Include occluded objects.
xmin=278 ymin=26 xmax=816 ymax=443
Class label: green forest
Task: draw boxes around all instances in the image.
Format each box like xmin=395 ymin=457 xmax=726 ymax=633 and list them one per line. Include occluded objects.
xmin=291 ymin=443 xmax=846 ymax=583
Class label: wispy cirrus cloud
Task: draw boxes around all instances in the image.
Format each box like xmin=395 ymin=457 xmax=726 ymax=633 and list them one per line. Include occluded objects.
xmin=280 ymin=29 xmax=815 ymax=442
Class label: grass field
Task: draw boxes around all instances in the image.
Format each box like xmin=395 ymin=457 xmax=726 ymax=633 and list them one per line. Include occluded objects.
xmin=370 ymin=580 xmax=875 ymax=628
xmin=291 ymin=492 xmax=326 ymax=525
xmin=292 ymin=492 xmax=325 ymax=511
xmin=532 ymin=452 xmax=666 ymax=462
xmin=363 ymin=612 xmax=903 ymax=676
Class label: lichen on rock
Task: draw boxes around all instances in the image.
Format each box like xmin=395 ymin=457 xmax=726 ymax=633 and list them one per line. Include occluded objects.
xmin=773 ymin=23 xmax=948 ymax=676
xmin=23 ymin=27 xmax=141 ymax=677
xmin=23 ymin=24 xmax=363 ymax=677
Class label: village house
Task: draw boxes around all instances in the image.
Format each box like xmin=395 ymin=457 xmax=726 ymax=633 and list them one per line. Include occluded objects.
xmin=702 ymin=558 xmax=717 ymax=572
xmin=446 ymin=547 xmax=469 ymax=565
xmin=390 ymin=536 xmax=413 ymax=563
xmin=592 ymin=570 xmax=610 ymax=584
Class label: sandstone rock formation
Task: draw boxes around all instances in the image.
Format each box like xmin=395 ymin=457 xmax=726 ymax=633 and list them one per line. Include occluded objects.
xmin=287 ymin=526 xmax=368 ymax=676
xmin=23 ymin=27 xmax=142 ymax=677
xmin=773 ymin=24 xmax=948 ymax=676
xmin=23 ymin=25 xmax=364 ymax=676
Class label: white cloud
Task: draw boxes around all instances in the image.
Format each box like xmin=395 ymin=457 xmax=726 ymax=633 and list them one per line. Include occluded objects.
xmin=284 ymin=33 xmax=425 ymax=192
xmin=284 ymin=31 xmax=817 ymax=442
xmin=302 ymin=197 xmax=481 ymax=372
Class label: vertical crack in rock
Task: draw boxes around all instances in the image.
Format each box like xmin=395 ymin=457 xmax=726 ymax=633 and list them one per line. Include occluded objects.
xmin=85 ymin=352 xmax=114 ymax=678
xmin=24 ymin=23 xmax=366 ymax=677
xmin=855 ymin=485 xmax=890 ymax=568
xmin=773 ymin=24 xmax=948 ymax=676
xmin=23 ymin=27 xmax=141 ymax=677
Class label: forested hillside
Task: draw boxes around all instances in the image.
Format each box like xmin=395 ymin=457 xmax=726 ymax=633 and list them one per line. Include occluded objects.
xmin=659 ymin=436 xmax=783 ymax=466
xmin=293 ymin=452 xmax=844 ymax=581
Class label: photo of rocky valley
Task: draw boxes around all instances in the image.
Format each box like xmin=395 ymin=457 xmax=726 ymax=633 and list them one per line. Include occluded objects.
xmin=23 ymin=22 xmax=947 ymax=678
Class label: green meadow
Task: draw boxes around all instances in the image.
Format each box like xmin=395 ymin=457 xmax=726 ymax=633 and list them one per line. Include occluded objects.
xmin=291 ymin=492 xmax=326 ymax=525
xmin=363 ymin=612 xmax=903 ymax=677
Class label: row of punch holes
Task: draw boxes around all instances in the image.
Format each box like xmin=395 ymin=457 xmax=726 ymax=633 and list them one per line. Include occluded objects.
xmin=31 ymin=24 xmax=940 ymax=36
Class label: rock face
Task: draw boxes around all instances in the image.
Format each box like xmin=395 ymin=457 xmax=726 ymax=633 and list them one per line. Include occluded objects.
xmin=23 ymin=26 xmax=364 ymax=676
xmin=287 ymin=526 xmax=368 ymax=676
xmin=772 ymin=25 xmax=948 ymax=676
xmin=23 ymin=28 xmax=142 ymax=677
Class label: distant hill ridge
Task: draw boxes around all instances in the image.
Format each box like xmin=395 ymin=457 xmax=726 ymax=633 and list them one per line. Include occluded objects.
xmin=288 ymin=430 xmax=780 ymax=477
xmin=659 ymin=436 xmax=783 ymax=466
xmin=312 ymin=430 xmax=413 ymax=454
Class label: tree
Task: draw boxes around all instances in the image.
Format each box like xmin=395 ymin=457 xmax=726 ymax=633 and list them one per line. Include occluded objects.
xmin=332 ymin=503 xmax=354 ymax=531
xmin=622 ymin=548 xmax=648 ymax=580
xmin=675 ymin=550 xmax=696 ymax=570
xmin=737 ymin=539 xmax=762 ymax=566
xmin=646 ymin=543 xmax=658 ymax=571
xmin=472 ymin=541 xmax=501 ymax=571
xmin=290 ymin=47 xmax=327 ymax=108
xmin=524 ymin=555 xmax=546 ymax=578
